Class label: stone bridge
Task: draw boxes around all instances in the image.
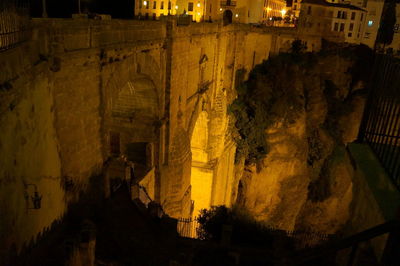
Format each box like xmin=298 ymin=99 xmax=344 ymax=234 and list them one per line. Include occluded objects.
xmin=0 ymin=17 xmax=323 ymax=254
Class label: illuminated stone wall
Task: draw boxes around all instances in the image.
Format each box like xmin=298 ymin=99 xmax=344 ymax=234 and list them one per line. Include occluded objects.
xmin=0 ymin=44 xmax=66 ymax=260
xmin=0 ymin=18 xmax=325 ymax=260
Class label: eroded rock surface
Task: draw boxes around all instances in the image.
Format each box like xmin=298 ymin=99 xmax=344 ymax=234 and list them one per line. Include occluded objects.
xmin=233 ymin=47 xmax=371 ymax=233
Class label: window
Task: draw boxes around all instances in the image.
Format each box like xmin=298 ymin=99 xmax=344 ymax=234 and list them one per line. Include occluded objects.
xmin=348 ymin=32 xmax=352 ymax=37
xmin=349 ymin=23 xmax=354 ymax=31
xmin=368 ymin=20 xmax=373 ymax=27
xmin=307 ymin=6 xmax=311 ymax=15
xmin=139 ymin=1 xmax=142 ymax=8
xmin=168 ymin=1 xmax=171 ymax=9
xmin=294 ymin=5 xmax=296 ymax=10
xmin=161 ymin=1 xmax=164 ymax=9
xmin=334 ymin=22 xmax=339 ymax=31
xmin=153 ymin=13 xmax=156 ymax=19
xmin=395 ymin=24 xmax=400 ymax=33
xmin=153 ymin=1 xmax=157 ymax=9
xmin=351 ymin=12 xmax=355 ymax=20
xmin=360 ymin=13 xmax=363 ymax=21
xmin=342 ymin=11 xmax=346 ymax=19
xmin=337 ymin=11 xmax=341 ymax=18
xmin=340 ymin=23 xmax=344 ymax=32
xmin=146 ymin=2 xmax=149 ymax=9
xmin=188 ymin=2 xmax=193 ymax=11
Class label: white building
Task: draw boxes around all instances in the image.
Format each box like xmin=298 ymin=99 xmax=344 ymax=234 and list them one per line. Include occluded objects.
xmin=361 ymin=0 xmax=385 ymax=48
xmin=134 ymin=0 xmax=287 ymax=25
xmin=299 ymin=0 xmax=367 ymax=44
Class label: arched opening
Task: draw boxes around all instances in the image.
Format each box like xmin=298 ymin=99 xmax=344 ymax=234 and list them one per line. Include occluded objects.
xmin=106 ymin=76 xmax=159 ymax=194
xmin=223 ymin=10 xmax=233 ymax=26
xmin=190 ymin=111 xmax=213 ymax=218
xmin=111 ymin=78 xmax=158 ymax=121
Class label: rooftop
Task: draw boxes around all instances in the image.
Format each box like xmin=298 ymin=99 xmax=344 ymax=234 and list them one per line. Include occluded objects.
xmin=302 ymin=0 xmax=367 ymax=11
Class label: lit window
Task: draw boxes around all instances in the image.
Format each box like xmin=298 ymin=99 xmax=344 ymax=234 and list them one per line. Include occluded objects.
xmin=368 ymin=20 xmax=373 ymax=26
xmin=188 ymin=2 xmax=194 ymax=11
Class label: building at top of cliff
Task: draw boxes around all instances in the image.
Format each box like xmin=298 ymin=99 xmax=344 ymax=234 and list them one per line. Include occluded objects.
xmin=297 ymin=0 xmax=384 ymax=47
xmin=298 ymin=0 xmax=367 ymax=43
xmin=289 ymin=0 xmax=301 ymax=18
xmin=134 ymin=0 xmax=288 ymax=25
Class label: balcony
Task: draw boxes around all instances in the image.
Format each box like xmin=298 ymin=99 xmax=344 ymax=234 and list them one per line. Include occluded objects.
xmin=220 ymin=0 xmax=237 ymax=7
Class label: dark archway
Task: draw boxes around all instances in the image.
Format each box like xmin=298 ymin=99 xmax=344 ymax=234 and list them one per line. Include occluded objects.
xmin=223 ymin=10 xmax=233 ymax=26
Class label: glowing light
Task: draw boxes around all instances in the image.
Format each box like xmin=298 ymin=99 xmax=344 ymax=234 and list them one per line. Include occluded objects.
xmin=368 ymin=20 xmax=373 ymax=26
xmin=281 ymin=9 xmax=287 ymax=16
xmin=267 ymin=7 xmax=272 ymax=11
xmin=197 ymin=3 xmax=201 ymax=7
xmin=175 ymin=5 xmax=178 ymax=9
xmin=219 ymin=8 xmax=223 ymax=11
xmin=235 ymin=13 xmax=239 ymax=18
xmin=143 ymin=0 xmax=147 ymax=5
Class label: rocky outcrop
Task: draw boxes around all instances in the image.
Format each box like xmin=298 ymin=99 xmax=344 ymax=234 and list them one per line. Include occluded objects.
xmin=233 ymin=46 xmax=371 ymax=233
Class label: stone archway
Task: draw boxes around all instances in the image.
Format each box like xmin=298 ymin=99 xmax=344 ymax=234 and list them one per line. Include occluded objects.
xmin=105 ymin=75 xmax=160 ymax=191
xmin=223 ymin=10 xmax=233 ymax=26
xmin=111 ymin=77 xmax=159 ymax=121
xmin=190 ymin=110 xmax=214 ymax=218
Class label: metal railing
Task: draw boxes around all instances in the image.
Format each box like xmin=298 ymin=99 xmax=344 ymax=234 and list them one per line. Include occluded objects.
xmin=0 ymin=0 xmax=30 ymax=51
xmin=177 ymin=217 xmax=200 ymax=238
xmin=359 ymin=54 xmax=400 ymax=191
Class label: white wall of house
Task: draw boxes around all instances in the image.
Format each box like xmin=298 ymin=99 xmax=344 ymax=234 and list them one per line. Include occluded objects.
xmin=361 ymin=0 xmax=384 ymax=48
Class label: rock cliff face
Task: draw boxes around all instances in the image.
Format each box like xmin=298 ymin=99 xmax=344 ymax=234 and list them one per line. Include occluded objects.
xmin=231 ymin=45 xmax=371 ymax=233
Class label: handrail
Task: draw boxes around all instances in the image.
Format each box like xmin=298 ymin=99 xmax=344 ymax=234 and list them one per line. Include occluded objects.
xmin=292 ymin=220 xmax=400 ymax=264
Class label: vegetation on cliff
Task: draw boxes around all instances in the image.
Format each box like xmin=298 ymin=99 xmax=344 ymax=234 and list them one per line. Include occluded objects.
xmin=229 ymin=41 xmax=373 ymax=167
